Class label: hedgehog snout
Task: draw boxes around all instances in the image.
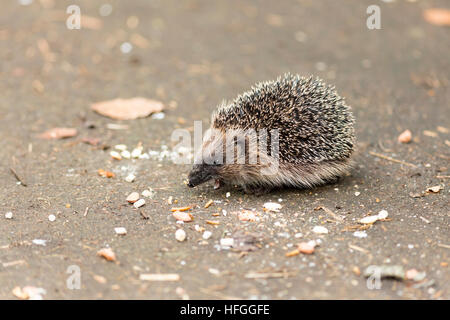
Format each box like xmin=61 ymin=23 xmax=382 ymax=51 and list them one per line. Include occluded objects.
xmin=187 ymin=164 xmax=218 ymax=188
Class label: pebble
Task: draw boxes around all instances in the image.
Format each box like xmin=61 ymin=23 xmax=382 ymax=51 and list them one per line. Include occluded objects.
xmin=354 ymin=191 xmax=361 ymax=196
xmin=114 ymin=227 xmax=127 ymax=235
xmin=226 ymin=192 xmax=231 ymax=198
xmin=133 ymin=199 xmax=145 ymax=208
xmin=126 ymin=192 xmax=140 ymax=203
xmin=48 ymin=214 xmax=56 ymax=222
xmin=202 ymin=231 xmax=212 ymax=240
xmin=175 ymin=229 xmax=186 ymax=242
xmin=312 ymin=226 xmax=328 ymax=234
xmin=125 ymin=173 xmax=136 ymax=183
xmin=5 ymin=212 xmax=13 ymax=219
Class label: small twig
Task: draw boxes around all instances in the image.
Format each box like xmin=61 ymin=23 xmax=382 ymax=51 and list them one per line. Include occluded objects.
xmin=437 ymin=243 xmax=450 ymax=249
xmin=10 ymin=167 xmax=27 ymax=186
xmin=316 ymin=206 xmax=343 ymax=222
xmin=139 ymin=210 xmax=149 ymax=220
xmin=369 ymin=151 xmax=417 ymax=168
xmin=436 ymin=175 xmax=450 ymax=179
xmin=83 ymin=207 xmax=89 ymax=217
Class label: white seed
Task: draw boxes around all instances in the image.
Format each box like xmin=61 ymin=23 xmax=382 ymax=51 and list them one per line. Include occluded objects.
xmin=121 ymin=150 xmax=131 ymax=159
xmin=133 ymin=199 xmax=145 ymax=208
xmin=359 ymin=215 xmax=379 ymax=224
xmin=141 ymin=189 xmax=153 ymax=198
xmin=131 ymin=147 xmax=142 ymax=158
xmin=353 ymin=231 xmax=368 ymax=238
xmin=114 ymin=144 xmax=127 ymax=151
xmin=5 ymin=212 xmax=13 ymax=219
xmin=220 ymin=238 xmax=234 ymax=247
xmin=110 ymin=151 xmax=122 ymax=160
xmin=354 ymin=191 xmax=361 ymax=196
xmin=48 ymin=214 xmax=56 ymax=222
xmin=377 ymin=210 xmax=389 ymax=219
xmin=32 ymin=239 xmax=47 ymax=246
xmin=202 ymin=231 xmax=212 ymax=240
xmin=114 ymin=227 xmax=127 ymax=235
xmin=126 ymin=192 xmax=140 ymax=203
xmin=226 ymin=192 xmax=231 ymax=198
xmin=175 ymin=229 xmax=186 ymax=242
xmin=125 ymin=173 xmax=136 ymax=183
xmin=263 ymin=202 xmax=282 ymax=212
xmin=312 ymin=226 xmax=328 ymax=234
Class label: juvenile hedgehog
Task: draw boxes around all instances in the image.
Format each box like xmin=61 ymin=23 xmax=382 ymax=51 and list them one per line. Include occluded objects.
xmin=187 ymin=73 xmax=355 ymax=194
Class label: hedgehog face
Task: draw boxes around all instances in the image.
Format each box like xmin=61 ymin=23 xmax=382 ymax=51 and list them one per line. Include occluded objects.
xmin=187 ymin=162 xmax=222 ymax=187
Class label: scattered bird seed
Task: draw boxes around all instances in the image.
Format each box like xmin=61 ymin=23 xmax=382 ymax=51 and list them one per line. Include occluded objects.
xmin=121 ymin=150 xmax=131 ymax=159
xmin=97 ymin=248 xmax=116 ymax=262
xmin=32 ymin=239 xmax=47 ymax=246
xmin=110 ymin=151 xmax=122 ymax=160
xmin=175 ymin=229 xmax=186 ymax=242
xmin=353 ymin=231 xmax=368 ymax=238
xmin=220 ymin=238 xmax=234 ymax=247
xmin=5 ymin=212 xmax=13 ymax=219
xmin=173 ymin=211 xmax=193 ymax=222
xmin=114 ymin=144 xmax=127 ymax=151
xmin=398 ymin=129 xmax=412 ymax=143
xmin=126 ymin=192 xmax=139 ymax=203
xmin=202 ymin=231 xmax=212 ymax=240
xmin=312 ymin=226 xmax=328 ymax=234
xmin=48 ymin=214 xmax=56 ymax=222
xmin=133 ymin=199 xmax=145 ymax=208
xmin=204 ymin=199 xmax=214 ymax=208
xmin=263 ymin=202 xmax=282 ymax=212
xmin=114 ymin=227 xmax=127 ymax=235
xmin=125 ymin=173 xmax=136 ymax=183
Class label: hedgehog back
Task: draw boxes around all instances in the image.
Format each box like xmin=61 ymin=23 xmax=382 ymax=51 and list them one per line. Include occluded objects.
xmin=211 ymin=74 xmax=355 ymax=164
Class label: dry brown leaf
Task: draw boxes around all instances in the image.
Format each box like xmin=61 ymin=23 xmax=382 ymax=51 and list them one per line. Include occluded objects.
xmin=91 ymin=98 xmax=164 ymax=120
xmin=39 ymin=128 xmax=77 ymax=140
xmin=424 ymin=8 xmax=450 ymax=26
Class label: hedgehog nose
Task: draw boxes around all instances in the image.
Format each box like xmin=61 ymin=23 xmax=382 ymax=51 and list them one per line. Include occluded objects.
xmin=187 ymin=180 xmax=194 ymax=188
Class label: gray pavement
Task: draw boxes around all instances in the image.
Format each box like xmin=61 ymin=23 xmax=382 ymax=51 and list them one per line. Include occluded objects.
xmin=0 ymin=0 xmax=448 ymax=299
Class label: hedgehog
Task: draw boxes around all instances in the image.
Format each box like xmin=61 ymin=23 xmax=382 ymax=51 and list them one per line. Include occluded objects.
xmin=187 ymin=73 xmax=355 ymax=194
